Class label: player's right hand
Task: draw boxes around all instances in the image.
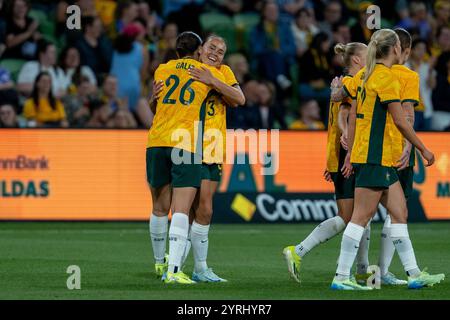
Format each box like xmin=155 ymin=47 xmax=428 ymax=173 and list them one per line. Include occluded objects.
xmin=341 ymin=152 xmax=353 ymax=178
xmin=421 ymin=148 xmax=435 ymax=167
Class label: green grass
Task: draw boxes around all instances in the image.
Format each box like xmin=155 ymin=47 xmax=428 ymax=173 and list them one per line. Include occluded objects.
xmin=0 ymin=222 xmax=449 ymax=300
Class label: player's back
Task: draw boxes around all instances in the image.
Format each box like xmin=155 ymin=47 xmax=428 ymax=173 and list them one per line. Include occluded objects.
xmin=148 ymin=58 xmax=224 ymax=153
xmin=351 ymin=64 xmax=401 ymax=167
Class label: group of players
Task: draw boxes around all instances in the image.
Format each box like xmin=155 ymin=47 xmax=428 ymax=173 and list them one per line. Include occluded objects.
xmin=283 ymin=28 xmax=445 ymax=290
xmin=146 ymin=27 xmax=445 ymax=289
xmin=146 ymin=31 xmax=244 ymax=284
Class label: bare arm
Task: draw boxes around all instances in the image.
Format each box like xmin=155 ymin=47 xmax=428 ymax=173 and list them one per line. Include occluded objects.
xmin=397 ymin=102 xmax=415 ymax=170
xmin=338 ymin=103 xmax=351 ymax=150
xmin=6 ymin=20 xmax=39 ymax=48
xmin=189 ymin=66 xmax=245 ymax=107
xmin=388 ymin=102 xmax=434 ymax=166
xmin=341 ymin=100 xmax=357 ymax=177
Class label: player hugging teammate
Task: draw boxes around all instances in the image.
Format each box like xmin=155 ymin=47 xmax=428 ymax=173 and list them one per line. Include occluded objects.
xmin=284 ymin=28 xmax=445 ymax=290
xmin=146 ymin=32 xmax=244 ymax=284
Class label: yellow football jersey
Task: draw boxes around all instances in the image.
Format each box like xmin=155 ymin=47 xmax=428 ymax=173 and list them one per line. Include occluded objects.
xmin=147 ymin=58 xmax=225 ymax=153
xmin=350 ymin=64 xmax=401 ymax=167
xmin=389 ymin=64 xmax=420 ymax=167
xmin=326 ymin=75 xmax=353 ymax=172
xmin=202 ymin=64 xmax=239 ymax=164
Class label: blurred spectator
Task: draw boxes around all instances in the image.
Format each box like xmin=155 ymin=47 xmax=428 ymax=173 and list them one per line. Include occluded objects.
xmin=22 ymin=72 xmax=68 ymax=128
xmin=75 ymin=15 xmax=113 ymax=76
xmin=61 ymin=76 xmax=96 ymax=127
xmin=227 ymin=53 xmax=251 ymax=85
xmin=332 ymin=22 xmax=351 ymax=45
xmin=298 ymin=32 xmax=333 ymax=117
xmin=291 ymin=8 xmax=319 ymax=57
xmin=227 ymin=79 xmax=259 ymax=129
xmin=406 ymin=39 xmax=435 ymax=131
xmin=0 ymin=67 xmax=19 ymax=105
xmin=156 ymin=22 xmax=178 ymax=65
xmin=289 ymin=99 xmax=325 ymax=130
xmin=136 ymin=0 xmax=163 ymax=42
xmin=164 ymin=0 xmax=204 ymax=34
xmin=0 ymin=103 xmax=26 ymax=128
xmin=317 ymin=1 xmax=342 ymax=38
xmin=109 ymin=0 xmax=138 ymax=39
xmin=85 ymin=98 xmax=113 ymax=128
xmin=246 ymin=80 xmax=287 ymax=129
xmin=59 ymin=46 xmax=98 ymax=93
xmin=433 ymin=26 xmax=450 ymax=66
xmin=277 ymin=0 xmax=314 ymax=22
xmin=212 ymin=0 xmax=243 ymax=16
xmin=100 ymin=74 xmax=127 ymax=111
xmin=106 ymin=109 xmax=137 ymax=128
xmin=17 ymin=40 xmax=66 ymax=97
xmin=396 ymin=1 xmax=431 ymax=40
xmin=431 ymin=1 xmax=450 ymax=39
xmin=56 ymin=0 xmax=97 ymax=41
xmin=432 ymin=52 xmax=450 ymax=130
xmin=0 ymin=0 xmax=6 ymax=57
xmin=3 ymin=0 xmax=41 ymax=60
xmin=350 ymin=2 xmax=374 ymax=43
xmin=110 ymin=23 xmax=146 ymax=112
xmin=250 ymin=0 xmax=296 ymax=90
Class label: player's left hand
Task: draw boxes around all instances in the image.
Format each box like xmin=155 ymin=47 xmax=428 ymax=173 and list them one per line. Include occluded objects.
xmin=323 ymin=169 xmax=332 ymax=182
xmin=189 ymin=66 xmax=214 ymax=85
xmin=152 ymin=80 xmax=164 ymax=100
xmin=396 ymin=142 xmax=412 ymax=171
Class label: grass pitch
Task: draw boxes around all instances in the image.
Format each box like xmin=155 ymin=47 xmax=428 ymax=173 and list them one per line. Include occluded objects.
xmin=0 ymin=222 xmax=449 ymax=300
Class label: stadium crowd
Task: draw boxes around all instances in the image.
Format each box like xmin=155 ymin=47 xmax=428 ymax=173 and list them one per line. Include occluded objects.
xmin=0 ymin=0 xmax=449 ymax=130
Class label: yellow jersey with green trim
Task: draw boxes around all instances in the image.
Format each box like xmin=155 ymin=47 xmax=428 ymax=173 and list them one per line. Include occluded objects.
xmin=202 ymin=65 xmax=238 ymax=164
xmin=390 ymin=64 xmax=420 ymax=167
xmin=350 ymin=64 xmax=401 ymax=167
xmin=326 ymin=75 xmax=353 ymax=172
xmin=147 ymin=58 xmax=225 ymax=153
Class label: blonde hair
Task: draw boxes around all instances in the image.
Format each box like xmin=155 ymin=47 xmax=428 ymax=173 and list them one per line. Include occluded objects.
xmin=334 ymin=42 xmax=367 ymax=68
xmin=363 ymin=29 xmax=399 ymax=87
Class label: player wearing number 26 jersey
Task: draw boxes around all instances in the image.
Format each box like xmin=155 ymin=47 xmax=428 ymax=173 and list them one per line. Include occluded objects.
xmin=148 ymin=58 xmax=226 ymax=154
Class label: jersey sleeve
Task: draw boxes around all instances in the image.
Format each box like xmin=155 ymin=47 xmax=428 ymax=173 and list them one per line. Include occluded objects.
xmin=221 ymin=65 xmax=239 ymax=87
xmin=402 ymin=72 xmax=420 ymax=107
xmin=205 ymin=64 xmax=225 ymax=83
xmin=374 ymin=70 xmax=401 ymax=104
xmin=342 ymin=76 xmax=357 ymax=101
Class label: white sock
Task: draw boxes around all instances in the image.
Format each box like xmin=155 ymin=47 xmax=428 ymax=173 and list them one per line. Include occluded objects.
xmin=356 ymin=222 xmax=371 ymax=274
xmin=295 ymin=216 xmax=346 ymax=258
xmin=181 ymin=225 xmax=192 ymax=267
xmin=390 ymin=224 xmax=420 ymax=277
xmin=191 ymin=220 xmax=210 ymax=273
xmin=149 ymin=213 xmax=168 ymax=264
xmin=336 ymin=222 xmax=365 ymax=281
xmin=168 ymin=213 xmax=189 ymax=273
xmin=379 ymin=215 xmax=395 ymax=276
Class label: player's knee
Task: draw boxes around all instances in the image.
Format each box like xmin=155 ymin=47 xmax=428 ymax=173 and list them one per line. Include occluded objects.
xmin=152 ymin=203 xmax=170 ymax=216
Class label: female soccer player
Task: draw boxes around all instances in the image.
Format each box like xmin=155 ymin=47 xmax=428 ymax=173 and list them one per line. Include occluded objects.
xmin=181 ymin=35 xmax=245 ymax=282
xmin=283 ymin=42 xmax=369 ymax=284
xmin=331 ymin=29 xmax=445 ymax=290
xmin=377 ymin=28 xmax=420 ymax=286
